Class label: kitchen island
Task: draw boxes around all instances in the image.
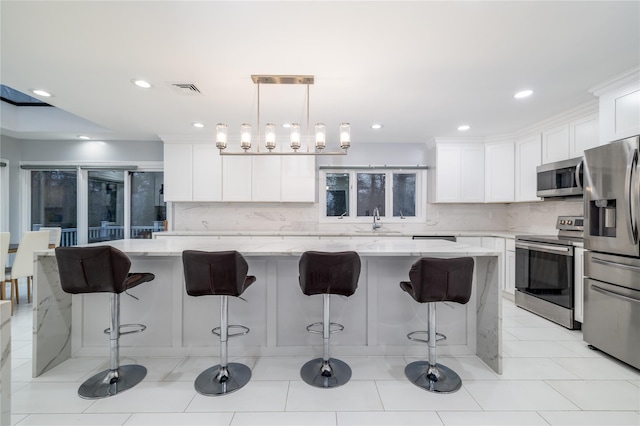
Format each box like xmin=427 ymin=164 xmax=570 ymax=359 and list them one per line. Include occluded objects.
xmin=33 ymin=237 xmax=502 ymax=377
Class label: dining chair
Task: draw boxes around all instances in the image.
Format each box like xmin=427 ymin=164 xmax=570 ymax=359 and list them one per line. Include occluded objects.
xmin=0 ymin=232 xmax=9 ymax=313
xmin=4 ymin=230 xmax=50 ymax=311
xmin=38 ymin=226 xmax=62 ymax=248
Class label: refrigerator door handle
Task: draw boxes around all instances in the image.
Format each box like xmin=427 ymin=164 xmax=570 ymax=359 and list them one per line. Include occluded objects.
xmin=592 ymin=284 xmax=640 ymax=305
xmin=624 ymin=149 xmax=638 ymax=244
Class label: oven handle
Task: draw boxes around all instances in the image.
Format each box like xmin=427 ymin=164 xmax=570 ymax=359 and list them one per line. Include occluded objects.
xmin=515 ymin=241 xmax=572 ymax=255
xmin=592 ymin=256 xmax=640 ymax=272
xmin=592 ymin=284 xmax=640 ymax=305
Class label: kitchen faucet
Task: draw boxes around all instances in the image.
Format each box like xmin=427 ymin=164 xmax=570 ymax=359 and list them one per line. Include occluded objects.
xmin=372 ymin=207 xmax=381 ymax=231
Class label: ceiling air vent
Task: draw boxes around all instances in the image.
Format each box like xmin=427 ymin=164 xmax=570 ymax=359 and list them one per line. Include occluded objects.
xmin=170 ymin=83 xmax=202 ymax=95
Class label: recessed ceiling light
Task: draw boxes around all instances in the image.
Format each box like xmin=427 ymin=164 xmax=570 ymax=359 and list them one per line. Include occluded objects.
xmin=77 ymin=135 xmax=91 ymax=140
xmin=30 ymin=89 xmax=52 ymax=97
xmin=192 ymin=122 xmax=205 ymax=128
xmin=457 ymin=125 xmax=470 ymax=131
xmin=514 ymin=89 xmax=533 ymax=99
xmin=282 ymin=123 xmax=291 ymax=128
xmin=371 ymin=124 xmax=383 ymax=130
xmin=132 ymin=79 xmax=152 ymax=89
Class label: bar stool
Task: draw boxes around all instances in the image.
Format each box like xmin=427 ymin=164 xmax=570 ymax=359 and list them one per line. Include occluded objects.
xmin=298 ymin=251 xmax=360 ymax=388
xmin=400 ymin=257 xmax=474 ymax=393
xmin=182 ymin=250 xmax=256 ymax=396
xmin=55 ymin=246 xmax=155 ymax=399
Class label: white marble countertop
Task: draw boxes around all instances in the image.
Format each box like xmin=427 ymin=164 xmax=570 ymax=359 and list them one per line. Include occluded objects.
xmin=37 ymin=236 xmax=501 ymax=257
xmin=153 ymin=229 xmax=522 ymax=239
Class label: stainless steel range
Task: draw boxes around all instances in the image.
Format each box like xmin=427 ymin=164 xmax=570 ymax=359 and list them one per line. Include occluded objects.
xmin=515 ymin=215 xmax=584 ymax=329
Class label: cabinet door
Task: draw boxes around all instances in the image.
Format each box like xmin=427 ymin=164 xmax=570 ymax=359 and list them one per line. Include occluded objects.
xmin=542 ymin=123 xmax=570 ymax=164
xmin=252 ymin=154 xmax=282 ymax=202
xmin=282 ymin=156 xmax=315 ymax=202
xmin=505 ymin=238 xmax=516 ymax=295
xmin=460 ymin=145 xmax=485 ymax=202
xmin=192 ymin=144 xmax=222 ymax=201
xmin=569 ymin=114 xmax=599 ymax=158
xmin=435 ymin=145 xmax=461 ymax=202
xmin=574 ymin=247 xmax=585 ymax=323
xmin=222 ymin=156 xmax=252 ymax=201
xmin=599 ymin=84 xmax=640 ymax=142
xmin=515 ymin=134 xmax=542 ymax=202
xmin=163 ymin=144 xmax=193 ymax=201
xmin=485 ymin=141 xmax=514 ymax=202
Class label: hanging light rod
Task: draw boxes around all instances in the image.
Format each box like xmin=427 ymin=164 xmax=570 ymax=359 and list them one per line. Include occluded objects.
xmin=217 ymin=74 xmax=350 ymax=156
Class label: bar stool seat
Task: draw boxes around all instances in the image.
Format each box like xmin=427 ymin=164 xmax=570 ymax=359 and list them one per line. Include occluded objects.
xmin=400 ymin=257 xmax=473 ymax=393
xmin=55 ymin=246 xmax=155 ymax=399
xmin=182 ymin=250 xmax=256 ymax=396
xmin=298 ymin=251 xmax=360 ymax=388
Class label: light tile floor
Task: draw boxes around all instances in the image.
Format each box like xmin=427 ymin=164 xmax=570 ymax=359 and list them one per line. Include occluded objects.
xmin=8 ymin=293 xmax=640 ymax=426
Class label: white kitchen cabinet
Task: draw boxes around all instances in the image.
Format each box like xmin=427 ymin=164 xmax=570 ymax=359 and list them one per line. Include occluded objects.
xmin=193 ymin=144 xmax=222 ymax=201
xmin=485 ymin=141 xmax=515 ymax=202
xmin=574 ymin=247 xmax=585 ymax=323
xmin=252 ymin=154 xmax=282 ymax=202
xmin=505 ymin=238 xmax=516 ymax=297
xmin=281 ymin=155 xmax=315 ymax=202
xmin=163 ymin=143 xmax=193 ymax=201
xmin=514 ymin=134 xmax=542 ymax=202
xmin=430 ymin=142 xmax=484 ymax=203
xmin=594 ymin=76 xmax=640 ymax=143
xmin=542 ymin=123 xmax=570 ymax=164
xmin=222 ymin=155 xmax=252 ymax=201
xmin=163 ymin=143 xmax=222 ymax=202
xmin=569 ymin=113 xmax=600 ymax=158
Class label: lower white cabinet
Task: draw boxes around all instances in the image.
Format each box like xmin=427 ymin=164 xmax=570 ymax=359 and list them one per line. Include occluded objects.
xmin=574 ymin=247 xmax=585 ymax=323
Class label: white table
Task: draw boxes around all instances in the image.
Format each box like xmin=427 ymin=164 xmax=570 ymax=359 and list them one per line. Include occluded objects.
xmin=33 ymin=237 xmax=502 ymax=376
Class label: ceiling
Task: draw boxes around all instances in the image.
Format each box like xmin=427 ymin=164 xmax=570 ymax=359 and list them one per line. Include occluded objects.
xmin=1 ymin=1 xmax=639 ymax=146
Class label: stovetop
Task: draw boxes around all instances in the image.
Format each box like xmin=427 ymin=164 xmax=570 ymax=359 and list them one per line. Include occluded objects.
xmin=516 ymin=215 xmax=584 ymax=247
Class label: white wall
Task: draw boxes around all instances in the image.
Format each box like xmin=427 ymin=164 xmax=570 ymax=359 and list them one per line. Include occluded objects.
xmin=20 ymin=139 xmax=162 ymax=162
xmin=0 ymin=135 xmax=22 ymax=241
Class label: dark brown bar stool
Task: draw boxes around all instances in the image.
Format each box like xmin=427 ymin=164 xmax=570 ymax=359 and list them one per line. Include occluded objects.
xmin=182 ymin=250 xmax=256 ymax=396
xmin=298 ymin=251 xmax=360 ymax=388
xmin=55 ymin=246 xmax=155 ymax=399
xmin=400 ymin=257 xmax=474 ymax=393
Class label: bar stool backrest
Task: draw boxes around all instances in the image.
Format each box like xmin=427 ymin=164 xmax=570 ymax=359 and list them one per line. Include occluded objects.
xmin=10 ymin=231 xmax=50 ymax=280
xmin=0 ymin=232 xmax=9 ymax=270
xmin=407 ymin=257 xmax=474 ymax=304
xmin=38 ymin=227 xmax=62 ymax=247
xmin=299 ymin=251 xmax=361 ymax=296
xmin=55 ymin=246 xmax=132 ymax=294
xmin=182 ymin=250 xmax=254 ymax=297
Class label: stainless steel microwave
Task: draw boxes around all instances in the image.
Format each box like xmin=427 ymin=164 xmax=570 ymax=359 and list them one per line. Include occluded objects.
xmin=536 ymin=157 xmax=584 ymax=198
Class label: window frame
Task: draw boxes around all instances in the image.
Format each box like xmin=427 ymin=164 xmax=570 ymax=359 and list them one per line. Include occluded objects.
xmin=319 ymin=167 xmax=426 ymax=223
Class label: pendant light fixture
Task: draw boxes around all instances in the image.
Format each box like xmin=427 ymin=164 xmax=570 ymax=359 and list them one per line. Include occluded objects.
xmin=216 ymin=75 xmax=350 ymax=155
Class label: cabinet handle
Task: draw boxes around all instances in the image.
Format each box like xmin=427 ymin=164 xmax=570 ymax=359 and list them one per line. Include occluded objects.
xmin=592 ymin=257 xmax=640 ymax=272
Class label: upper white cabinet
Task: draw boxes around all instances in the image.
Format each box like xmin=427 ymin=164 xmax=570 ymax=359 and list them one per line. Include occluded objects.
xmin=590 ymin=67 xmax=639 ymax=143
xmin=429 ymin=142 xmax=484 ymax=203
xmin=281 ymin=156 xmax=315 ymax=202
xmin=542 ymin=123 xmax=570 ymax=164
xmin=569 ymin=113 xmax=600 ymax=158
xmin=514 ymin=134 xmax=542 ymax=202
xmin=163 ymin=143 xmax=222 ymax=202
xmin=485 ymin=141 xmax=514 ymax=202
xmin=222 ymin=155 xmax=252 ymax=201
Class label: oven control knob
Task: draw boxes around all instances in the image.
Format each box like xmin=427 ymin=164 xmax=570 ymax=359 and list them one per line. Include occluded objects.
xmin=567 ymin=220 xmax=573 ymax=225
xmin=560 ymin=220 xmax=565 ymax=225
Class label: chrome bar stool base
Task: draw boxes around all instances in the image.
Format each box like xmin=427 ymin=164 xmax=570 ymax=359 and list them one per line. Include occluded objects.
xmin=404 ymin=361 xmax=462 ymax=394
xmin=194 ymin=362 xmax=251 ymax=396
xmin=300 ymin=357 xmax=352 ymax=388
xmin=78 ymin=364 xmax=147 ymax=399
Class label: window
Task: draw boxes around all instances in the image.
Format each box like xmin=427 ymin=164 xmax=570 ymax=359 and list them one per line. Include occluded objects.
xmin=30 ymin=170 xmax=78 ymax=246
xmin=321 ymin=168 xmax=425 ymax=222
xmin=130 ymin=172 xmax=165 ymax=239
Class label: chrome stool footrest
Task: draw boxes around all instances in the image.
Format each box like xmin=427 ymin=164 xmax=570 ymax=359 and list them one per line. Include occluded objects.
xmin=407 ymin=330 xmax=446 ymax=344
xmin=306 ymin=321 xmax=344 ymax=335
xmin=211 ymin=324 xmax=250 ymax=338
xmin=103 ymin=323 xmax=146 ymax=336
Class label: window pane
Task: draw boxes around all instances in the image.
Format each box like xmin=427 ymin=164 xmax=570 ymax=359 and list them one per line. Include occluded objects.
xmin=31 ymin=171 xmax=77 ymax=246
xmin=88 ymin=171 xmax=124 ymax=243
xmin=357 ymin=173 xmax=385 ymax=216
xmin=393 ymin=173 xmax=416 ymax=217
xmin=130 ymin=172 xmax=165 ymax=239
xmin=326 ymin=173 xmax=350 ymax=217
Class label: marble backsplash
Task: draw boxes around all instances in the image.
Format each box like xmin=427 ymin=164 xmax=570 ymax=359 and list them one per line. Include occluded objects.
xmin=172 ymin=198 xmax=584 ymax=234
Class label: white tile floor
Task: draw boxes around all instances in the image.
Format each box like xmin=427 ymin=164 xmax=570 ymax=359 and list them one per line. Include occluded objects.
xmin=8 ymin=291 xmax=640 ymax=426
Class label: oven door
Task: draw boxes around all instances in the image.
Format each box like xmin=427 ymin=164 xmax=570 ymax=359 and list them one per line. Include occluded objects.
xmin=516 ymin=240 xmax=574 ymax=308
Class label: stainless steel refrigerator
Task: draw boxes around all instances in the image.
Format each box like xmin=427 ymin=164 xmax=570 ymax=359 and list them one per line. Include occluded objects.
xmin=583 ymin=135 xmax=640 ymax=370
